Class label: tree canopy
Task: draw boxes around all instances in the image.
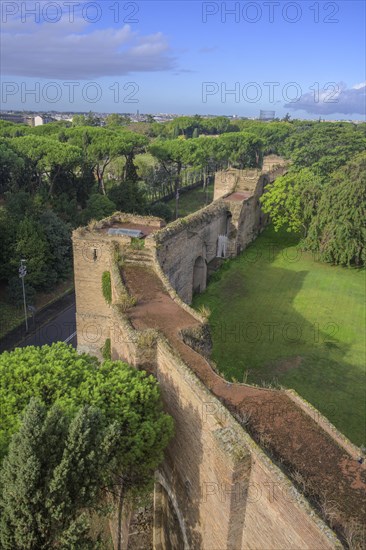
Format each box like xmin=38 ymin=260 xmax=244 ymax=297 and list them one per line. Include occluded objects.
xmin=304 ymin=152 xmax=366 ymax=266
xmin=0 ymin=401 xmax=118 ymax=549
xmin=0 ymin=343 xmax=173 ymax=548
xmin=261 ymin=150 xmax=366 ymax=266
xmin=0 ymin=343 xmax=173 ymax=463
xmin=10 ymin=135 xmax=82 ymax=196
xmin=0 ymin=115 xmax=365 ymax=300
xmin=283 ymin=122 xmax=366 ymax=177
xmin=261 ymin=168 xmax=322 ymax=235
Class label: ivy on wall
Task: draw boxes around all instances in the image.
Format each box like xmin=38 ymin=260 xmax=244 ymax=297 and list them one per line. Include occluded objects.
xmin=102 ymin=271 xmax=112 ymax=304
xmin=130 ymin=237 xmax=145 ymax=250
xmin=101 ymin=338 xmax=111 ymax=360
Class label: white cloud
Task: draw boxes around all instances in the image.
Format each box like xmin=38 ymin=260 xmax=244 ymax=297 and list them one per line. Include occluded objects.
xmin=1 ymin=11 xmax=176 ymax=79
xmin=353 ymin=82 xmax=366 ymax=90
xmin=284 ymin=82 xmax=366 ymax=115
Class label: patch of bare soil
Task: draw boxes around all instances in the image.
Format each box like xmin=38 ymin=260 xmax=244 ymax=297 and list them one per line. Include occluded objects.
xmin=224 ymin=191 xmax=252 ymax=202
xmin=123 ymin=265 xmax=366 ymax=546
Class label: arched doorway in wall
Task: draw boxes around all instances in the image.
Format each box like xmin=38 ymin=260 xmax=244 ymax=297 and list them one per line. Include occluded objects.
xmin=192 ymin=256 xmax=207 ymax=295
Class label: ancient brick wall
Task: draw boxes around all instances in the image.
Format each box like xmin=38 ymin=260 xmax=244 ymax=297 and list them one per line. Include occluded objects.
xmin=73 ymin=233 xmax=113 ymax=359
xmin=154 ymin=202 xmax=229 ymax=303
xmin=72 ymin=156 xmax=354 ymax=550
xmin=214 ymin=168 xmax=260 ymax=201
xmin=153 ymin=340 xmax=339 ymax=550
xmin=73 ymin=212 xmax=163 ymax=359
xmin=72 ymin=232 xmax=344 ymax=549
xmin=214 ymin=155 xmax=286 ymax=201
xmin=153 ymin=159 xmax=287 ymax=303
xmin=232 ymin=175 xmax=270 ymax=253
xmin=154 ymin=340 xmax=253 ymax=549
xmin=153 ymin=194 xmax=258 ymax=305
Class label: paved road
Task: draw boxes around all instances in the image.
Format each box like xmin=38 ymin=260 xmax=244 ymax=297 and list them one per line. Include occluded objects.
xmin=18 ymin=303 xmax=77 ymax=348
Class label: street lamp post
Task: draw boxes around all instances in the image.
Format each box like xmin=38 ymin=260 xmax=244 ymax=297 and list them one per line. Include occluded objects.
xmin=19 ymin=259 xmax=28 ymax=333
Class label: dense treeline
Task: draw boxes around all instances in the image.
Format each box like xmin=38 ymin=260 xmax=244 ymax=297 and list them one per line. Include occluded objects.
xmin=0 ymin=117 xmax=264 ymax=302
xmin=303 ymin=152 xmax=366 ymax=265
xmin=0 ymin=116 xmax=365 ymax=307
xmin=260 ymin=120 xmax=366 ymax=265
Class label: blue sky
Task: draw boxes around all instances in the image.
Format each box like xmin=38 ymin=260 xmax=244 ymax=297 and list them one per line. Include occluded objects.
xmin=1 ymin=0 xmax=365 ymax=118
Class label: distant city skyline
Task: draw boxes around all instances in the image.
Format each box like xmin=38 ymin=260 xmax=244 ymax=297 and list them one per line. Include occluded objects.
xmin=1 ymin=1 xmax=365 ymax=119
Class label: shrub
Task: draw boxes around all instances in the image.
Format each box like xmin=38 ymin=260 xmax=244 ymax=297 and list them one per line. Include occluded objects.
xmin=101 ymin=338 xmax=111 ymax=360
xmin=102 ymin=271 xmax=112 ymax=304
xmin=108 ymin=180 xmax=147 ymax=214
xmin=82 ymin=194 xmax=116 ymax=224
xmin=113 ymin=246 xmax=124 ymax=267
xmin=137 ymin=329 xmax=158 ymax=348
xmin=0 ymin=343 xmax=174 ymax=467
xmin=197 ymin=304 xmax=211 ymax=319
xmin=130 ymin=237 xmax=145 ymax=250
xmin=119 ymin=294 xmax=137 ymax=312
xmin=148 ymin=202 xmax=173 ymax=222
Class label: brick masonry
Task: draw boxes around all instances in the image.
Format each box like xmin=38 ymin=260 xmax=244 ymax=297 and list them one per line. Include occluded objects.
xmin=72 ymin=156 xmax=352 ymax=549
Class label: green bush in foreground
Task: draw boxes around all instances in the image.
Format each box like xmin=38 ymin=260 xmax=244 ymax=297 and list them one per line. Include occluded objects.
xmin=0 ymin=401 xmax=114 ymax=549
xmin=0 ymin=343 xmax=174 ymax=474
xmin=0 ymin=344 xmax=174 ymax=548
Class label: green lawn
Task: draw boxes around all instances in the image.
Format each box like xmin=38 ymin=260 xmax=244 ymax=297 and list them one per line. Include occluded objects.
xmin=166 ymin=182 xmax=214 ymax=218
xmin=193 ymin=227 xmax=366 ymax=446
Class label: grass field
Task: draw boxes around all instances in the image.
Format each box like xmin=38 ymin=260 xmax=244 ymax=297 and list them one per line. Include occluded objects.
xmin=193 ymin=227 xmax=366 ymax=446
xmin=166 ymin=182 xmax=214 ymax=218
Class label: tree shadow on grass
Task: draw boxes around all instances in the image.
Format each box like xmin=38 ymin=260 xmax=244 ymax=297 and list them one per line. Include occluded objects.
xmin=204 ymin=228 xmax=365 ymax=445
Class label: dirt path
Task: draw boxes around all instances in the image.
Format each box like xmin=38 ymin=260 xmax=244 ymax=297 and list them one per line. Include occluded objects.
xmin=123 ymin=265 xmax=366 ymax=542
